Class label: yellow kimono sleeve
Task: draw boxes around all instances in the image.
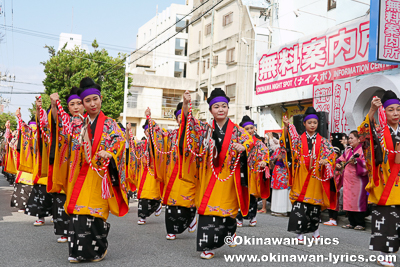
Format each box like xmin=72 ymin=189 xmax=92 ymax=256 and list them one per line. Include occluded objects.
xmin=18 ymin=122 xmax=34 ymax=174
xmin=47 ymin=112 xmax=69 ymax=193
xmin=102 ymin=119 xmax=129 ymax=217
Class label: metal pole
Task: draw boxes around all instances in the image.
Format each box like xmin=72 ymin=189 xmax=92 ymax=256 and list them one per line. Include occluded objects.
xmin=122 ymin=56 xmax=130 ymax=125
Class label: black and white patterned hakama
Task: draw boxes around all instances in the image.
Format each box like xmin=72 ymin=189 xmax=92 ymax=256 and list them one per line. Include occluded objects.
xmin=138 ymin=198 xmax=161 ymax=219
xmin=197 ymin=215 xmax=237 ymax=251
xmin=165 ymin=205 xmax=196 ymax=234
xmin=236 ymin=195 xmax=257 ymax=220
xmin=287 ymin=201 xmax=321 ymax=234
xmin=52 ymin=193 xmax=70 ymax=236
xmin=10 ymin=183 xmax=32 ymax=209
xmin=24 ymin=184 xmax=53 ymax=217
xmin=370 ymin=205 xmax=400 ymax=253
xmin=68 ymin=214 xmax=110 ymax=261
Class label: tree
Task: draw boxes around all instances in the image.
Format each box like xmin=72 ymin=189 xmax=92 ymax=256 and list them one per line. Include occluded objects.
xmin=0 ymin=112 xmax=17 ymax=141
xmin=92 ymin=39 xmax=99 ymax=50
xmin=41 ymin=44 xmax=131 ymax=120
xmin=28 ymin=94 xmax=51 ymax=119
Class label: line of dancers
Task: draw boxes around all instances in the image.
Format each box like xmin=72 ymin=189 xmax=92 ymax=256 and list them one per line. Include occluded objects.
xmin=3 ymin=78 xmax=400 ymax=266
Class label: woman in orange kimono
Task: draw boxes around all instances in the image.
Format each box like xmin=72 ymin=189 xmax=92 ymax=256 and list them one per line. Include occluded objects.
xmin=236 ymin=115 xmax=269 ymax=227
xmin=181 ymin=89 xmax=253 ymax=259
xmin=358 ymin=90 xmax=400 ymax=267
xmin=19 ymin=102 xmax=54 ymax=227
xmin=282 ymin=107 xmax=336 ymax=244
xmin=62 ymin=77 xmax=129 ymax=263
xmin=145 ymin=102 xmax=197 ymax=240
xmin=7 ymin=119 xmax=34 ymax=212
xmin=129 ymin=121 xmax=162 ymax=225
xmin=48 ymin=87 xmax=85 ymax=243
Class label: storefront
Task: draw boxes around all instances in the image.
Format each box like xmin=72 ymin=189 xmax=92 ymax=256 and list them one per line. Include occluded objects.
xmin=254 ymin=15 xmax=400 ymax=135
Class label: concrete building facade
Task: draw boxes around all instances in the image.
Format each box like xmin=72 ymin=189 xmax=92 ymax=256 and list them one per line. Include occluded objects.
xmin=187 ymin=0 xmax=269 ymax=123
xmin=120 ymin=1 xmax=196 ymax=139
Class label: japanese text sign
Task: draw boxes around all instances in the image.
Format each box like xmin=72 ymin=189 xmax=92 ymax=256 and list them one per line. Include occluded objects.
xmin=257 ymin=16 xmax=398 ymax=95
xmin=369 ymin=0 xmax=400 ymax=65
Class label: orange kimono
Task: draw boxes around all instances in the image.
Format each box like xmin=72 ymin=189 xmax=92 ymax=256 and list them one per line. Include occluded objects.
xmin=180 ymin=113 xmax=253 ymax=251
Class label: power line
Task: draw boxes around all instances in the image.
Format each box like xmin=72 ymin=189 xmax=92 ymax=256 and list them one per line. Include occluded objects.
xmin=102 ymin=0 xmax=214 ymax=76
xmin=0 ymin=24 xmax=135 ymax=53
xmin=0 ymin=91 xmax=44 ymax=94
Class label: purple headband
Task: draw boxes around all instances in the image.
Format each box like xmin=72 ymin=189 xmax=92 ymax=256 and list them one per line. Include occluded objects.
xmin=175 ymin=109 xmax=182 ymax=117
xmin=28 ymin=121 xmax=37 ymax=126
xmin=79 ymin=88 xmax=101 ymax=101
xmin=242 ymin=121 xmax=254 ymax=127
xmin=304 ymin=114 xmax=319 ymax=122
xmin=120 ymin=128 xmax=126 ymax=133
xmin=383 ymin=99 xmax=400 ymax=109
xmin=209 ymin=96 xmax=229 ymax=107
xmin=67 ymin=94 xmax=81 ymax=104
xmin=143 ymin=125 xmax=149 ymax=131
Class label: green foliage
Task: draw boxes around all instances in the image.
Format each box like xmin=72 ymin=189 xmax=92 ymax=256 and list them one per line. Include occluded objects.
xmin=0 ymin=112 xmax=17 ymax=141
xmin=41 ymin=44 xmax=132 ymax=120
xmin=92 ymin=39 xmax=99 ymax=49
xmin=28 ymin=94 xmax=51 ymax=119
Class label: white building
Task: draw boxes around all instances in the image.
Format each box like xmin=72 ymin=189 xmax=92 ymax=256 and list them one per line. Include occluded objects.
xmin=252 ymin=0 xmax=400 ymax=137
xmin=187 ymin=0 xmax=269 ymax=123
xmin=58 ymin=33 xmax=82 ymax=51
xmin=121 ymin=0 xmax=197 ymax=139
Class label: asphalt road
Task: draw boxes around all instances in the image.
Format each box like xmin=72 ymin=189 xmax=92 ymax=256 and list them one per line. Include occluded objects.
xmin=0 ymin=176 xmax=396 ymax=267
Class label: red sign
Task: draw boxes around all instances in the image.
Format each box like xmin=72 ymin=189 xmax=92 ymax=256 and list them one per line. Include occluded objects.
xmin=256 ymin=17 xmax=398 ymax=94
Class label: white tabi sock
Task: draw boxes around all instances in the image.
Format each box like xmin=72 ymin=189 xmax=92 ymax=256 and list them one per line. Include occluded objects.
xmin=297 ymin=234 xmax=304 ymax=240
xmin=313 ymin=229 xmax=320 ymax=238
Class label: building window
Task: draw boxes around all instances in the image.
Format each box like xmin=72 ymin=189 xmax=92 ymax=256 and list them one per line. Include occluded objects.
xmin=127 ymin=91 xmax=138 ymax=108
xmin=226 ymin=48 xmax=235 ymax=64
xmin=207 ymin=58 xmax=210 ymax=69
xmin=205 ymin=23 xmax=211 ymax=36
xmin=226 ymin=84 xmax=236 ymax=99
xmin=213 ymin=56 xmax=218 ymax=67
xmin=202 ymin=60 xmax=206 ymax=73
xmin=223 ymin=12 xmax=233 ymax=26
xmin=176 ymin=15 xmax=188 ymax=33
xmin=327 ymin=0 xmax=336 ymax=10
xmin=149 ymin=29 xmax=152 ymax=37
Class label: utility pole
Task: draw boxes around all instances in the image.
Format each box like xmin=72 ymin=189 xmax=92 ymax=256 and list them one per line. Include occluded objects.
xmin=269 ymin=0 xmax=274 ymax=49
xmin=122 ymin=56 xmax=130 ymax=126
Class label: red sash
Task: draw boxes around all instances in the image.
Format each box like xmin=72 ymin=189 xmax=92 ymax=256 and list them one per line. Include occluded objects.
xmin=15 ymin=171 xmax=22 ymax=183
xmin=377 ymin=126 xmax=400 ymax=205
xmin=162 ymin=155 xmax=181 ymax=205
xmin=198 ymin=119 xmax=234 ymax=215
xmin=67 ymin=112 xmax=106 ymax=214
xmin=296 ymin=133 xmax=322 ymax=203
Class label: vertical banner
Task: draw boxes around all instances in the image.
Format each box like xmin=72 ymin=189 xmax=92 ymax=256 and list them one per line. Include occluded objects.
xmin=313 ymin=82 xmax=333 ymax=131
xmin=313 ymin=80 xmax=356 ymax=133
xmin=369 ymin=0 xmax=400 ymax=65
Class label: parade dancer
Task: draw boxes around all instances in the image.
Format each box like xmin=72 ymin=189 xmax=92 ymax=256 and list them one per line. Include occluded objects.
xmin=21 ymin=101 xmax=54 ymax=226
xmin=282 ymin=107 xmax=336 ymax=244
xmin=5 ymin=121 xmax=34 ymax=212
xmin=358 ymin=91 xmax=400 ymax=267
xmin=180 ymin=89 xmax=253 ymax=259
xmin=236 ymin=115 xmax=269 ymax=227
xmin=145 ymin=102 xmax=197 ymax=240
xmin=63 ymin=77 xmax=129 ymax=263
xmin=129 ymin=121 xmax=162 ymax=225
xmin=48 ymin=87 xmax=85 ymax=243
